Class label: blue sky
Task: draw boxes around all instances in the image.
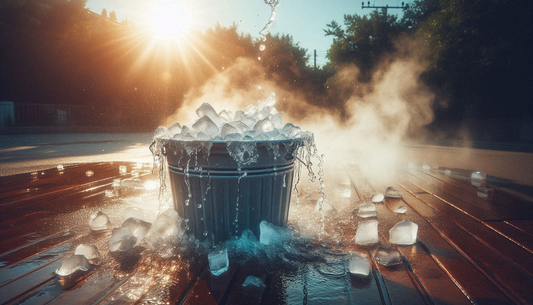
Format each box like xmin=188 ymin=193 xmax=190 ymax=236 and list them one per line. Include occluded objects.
xmin=85 ymin=0 xmax=407 ymax=66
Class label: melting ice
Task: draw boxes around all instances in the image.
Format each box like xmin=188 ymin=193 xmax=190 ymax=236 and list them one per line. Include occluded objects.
xmin=389 ymin=220 xmax=418 ymax=245
xmin=56 ymin=255 xmax=90 ymax=276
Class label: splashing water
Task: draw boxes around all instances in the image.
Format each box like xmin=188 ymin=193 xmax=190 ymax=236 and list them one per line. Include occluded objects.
xmin=259 ymin=0 xmax=280 ymax=50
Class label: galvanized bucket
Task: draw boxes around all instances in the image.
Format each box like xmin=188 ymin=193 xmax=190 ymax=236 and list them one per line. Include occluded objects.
xmin=165 ymin=139 xmax=303 ymax=245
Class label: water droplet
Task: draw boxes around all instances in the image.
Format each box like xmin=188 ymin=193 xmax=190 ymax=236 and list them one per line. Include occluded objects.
xmin=259 ymin=44 xmax=266 ymax=51
xmin=258 ymin=57 xmax=261 ymax=61
xmin=203 ymin=231 xmax=208 ymax=236
xmin=197 ymin=204 xmax=202 ymax=209
xmin=257 ymin=85 xmax=262 ymax=90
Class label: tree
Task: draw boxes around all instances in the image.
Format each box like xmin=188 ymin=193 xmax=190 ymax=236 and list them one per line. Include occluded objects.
xmin=325 ymin=10 xmax=406 ymax=81
xmin=109 ymin=11 xmax=116 ymax=22
xmin=101 ymin=8 xmax=107 ymax=18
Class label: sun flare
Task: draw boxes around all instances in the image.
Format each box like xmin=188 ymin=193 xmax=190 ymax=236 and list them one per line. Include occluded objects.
xmin=148 ymin=2 xmax=189 ymax=39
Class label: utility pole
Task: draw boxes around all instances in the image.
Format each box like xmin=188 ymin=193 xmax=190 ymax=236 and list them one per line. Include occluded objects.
xmin=314 ymin=49 xmax=317 ymax=70
xmin=361 ymin=1 xmax=408 ymax=18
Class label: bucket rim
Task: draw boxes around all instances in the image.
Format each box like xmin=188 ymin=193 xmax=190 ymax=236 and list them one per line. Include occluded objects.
xmin=164 ymin=136 xmax=306 ymax=146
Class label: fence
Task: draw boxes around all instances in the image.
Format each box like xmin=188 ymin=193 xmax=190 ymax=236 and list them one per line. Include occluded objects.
xmin=0 ymin=102 xmax=95 ymax=128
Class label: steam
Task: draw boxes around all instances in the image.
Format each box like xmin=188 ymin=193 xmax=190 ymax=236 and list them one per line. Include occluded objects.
xmin=163 ymin=40 xmax=434 ymax=186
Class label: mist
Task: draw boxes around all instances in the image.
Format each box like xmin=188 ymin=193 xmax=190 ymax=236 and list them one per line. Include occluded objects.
xmin=163 ymin=39 xmax=435 ymax=186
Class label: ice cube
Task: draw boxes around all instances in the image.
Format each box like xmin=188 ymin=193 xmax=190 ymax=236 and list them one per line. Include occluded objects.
xmin=119 ymin=165 xmax=127 ymax=174
xmin=124 ymin=207 xmax=144 ymax=221
xmin=384 ymin=187 xmax=402 ymax=198
xmin=281 ymin=123 xmax=301 ymax=138
xmin=477 ymin=187 xmax=493 ymax=200
xmin=229 ymin=121 xmax=249 ymax=133
xmin=181 ymin=125 xmax=197 ymax=138
xmin=254 ymin=118 xmax=275 ymax=133
xmin=146 ymin=209 xmax=183 ymax=254
xmin=394 ymin=206 xmax=407 ymax=214
xmin=243 ymin=104 xmax=258 ymax=116
xmin=348 ymin=251 xmax=370 ymax=276
xmin=196 ymin=132 xmax=211 ymax=140
xmin=208 ymin=248 xmax=229 ymax=276
xmin=241 ymin=117 xmax=257 ymax=129
xmin=220 ymin=123 xmax=240 ymax=138
xmin=109 ymin=227 xmax=137 ymax=252
xmin=85 ymin=170 xmax=94 ymax=177
xmin=444 ymin=169 xmax=452 ymax=176
xmin=355 ymin=220 xmax=379 ymax=245
xmin=193 ymin=115 xmax=220 ymax=138
xmin=258 ymin=92 xmax=276 ymax=109
xmin=56 ymin=255 xmax=90 ymax=276
xmin=57 ymin=164 xmax=64 ymax=171
xmin=242 ymin=275 xmax=266 ymax=293
xmin=358 ymin=202 xmax=377 ymax=218
xmin=218 ymin=110 xmax=233 ymax=122
xmin=169 ymin=122 xmax=182 ymax=136
xmin=196 ymin=102 xmax=222 ymax=127
xmin=422 ymin=164 xmax=431 ymax=171
xmin=269 ymin=114 xmax=283 ymax=128
xmin=471 ymin=171 xmax=486 ymax=181
xmin=373 ymin=245 xmax=402 ymax=266
xmin=234 ymin=110 xmax=245 ymax=121
xmin=371 ymin=193 xmax=384 ymax=203
xmin=389 ymin=220 xmax=418 ymax=245
xmin=260 ymin=220 xmax=286 ymax=245
xmin=225 ymin=133 xmax=243 ymax=141
xmin=74 ymin=244 xmax=101 ymax=260
xmin=89 ymin=211 xmax=111 ymax=231
xmin=121 ymin=217 xmax=152 ymax=245
xmin=264 ymin=129 xmax=280 ymax=139
xmin=153 ymin=126 xmax=171 ymax=139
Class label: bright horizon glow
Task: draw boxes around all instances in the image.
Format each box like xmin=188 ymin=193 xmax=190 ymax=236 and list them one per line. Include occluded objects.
xmin=147 ymin=2 xmax=190 ymax=40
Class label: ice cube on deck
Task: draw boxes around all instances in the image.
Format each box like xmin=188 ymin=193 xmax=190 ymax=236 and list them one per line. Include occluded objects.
xmin=121 ymin=217 xmax=152 ymax=245
xmin=56 ymin=255 xmax=90 ymax=276
xmin=146 ymin=209 xmax=183 ymax=254
xmin=242 ymin=275 xmax=266 ymax=293
xmin=389 ymin=220 xmax=418 ymax=245
xmin=208 ymin=248 xmax=229 ymax=276
xmin=385 ymin=187 xmax=402 ymax=198
xmin=471 ymin=171 xmax=486 ymax=180
xmin=355 ymin=220 xmax=379 ymax=245
xmin=371 ymin=193 xmax=384 ymax=203
xmin=254 ymin=118 xmax=275 ymax=133
xmin=89 ymin=211 xmax=111 ymax=231
xmin=74 ymin=244 xmax=101 ymax=261
xmin=373 ymin=245 xmax=402 ymax=266
xmin=348 ymin=251 xmax=370 ymax=276
xmin=358 ymin=202 xmax=377 ymax=218
xmin=394 ymin=206 xmax=407 ymax=214
xmin=169 ymin=122 xmax=182 ymax=136
xmin=192 ymin=115 xmax=220 ymax=138
xmin=109 ymin=227 xmax=137 ymax=252
xmin=444 ymin=169 xmax=452 ymax=176
xmin=119 ymin=165 xmax=127 ymax=174
xmin=260 ymin=220 xmax=285 ymax=245
xmin=422 ymin=164 xmax=431 ymax=171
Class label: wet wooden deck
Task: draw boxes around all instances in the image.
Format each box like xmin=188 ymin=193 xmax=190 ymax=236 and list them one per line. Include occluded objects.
xmin=1 ymin=162 xmax=533 ymax=304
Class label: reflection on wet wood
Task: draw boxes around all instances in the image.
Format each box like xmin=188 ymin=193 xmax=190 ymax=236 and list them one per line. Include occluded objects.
xmin=0 ymin=162 xmax=532 ymax=304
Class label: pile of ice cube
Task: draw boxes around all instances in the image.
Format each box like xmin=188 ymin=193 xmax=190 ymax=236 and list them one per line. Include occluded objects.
xmin=154 ymin=93 xmax=304 ymax=142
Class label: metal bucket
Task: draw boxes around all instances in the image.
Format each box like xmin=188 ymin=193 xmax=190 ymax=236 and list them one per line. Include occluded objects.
xmin=165 ymin=139 xmax=303 ymax=245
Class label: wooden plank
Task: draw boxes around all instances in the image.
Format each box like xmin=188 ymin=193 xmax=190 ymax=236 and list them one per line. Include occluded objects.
xmin=506 ymin=220 xmax=533 ymax=235
xmin=409 ymin=169 xmax=533 ymax=220
xmin=399 ymin=171 xmax=502 ymax=221
xmin=397 ymin=179 xmax=533 ymax=304
xmin=484 ymin=221 xmax=533 ymax=254
xmin=347 ymin=171 xmax=464 ymax=305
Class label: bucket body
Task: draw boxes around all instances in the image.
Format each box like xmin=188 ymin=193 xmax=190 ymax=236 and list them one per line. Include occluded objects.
xmin=165 ymin=139 xmax=302 ymax=245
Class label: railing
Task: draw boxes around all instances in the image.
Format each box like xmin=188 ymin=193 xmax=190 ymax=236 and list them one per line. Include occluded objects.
xmin=0 ymin=102 xmax=96 ymax=127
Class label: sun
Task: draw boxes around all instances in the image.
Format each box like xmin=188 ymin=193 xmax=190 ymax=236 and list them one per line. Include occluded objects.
xmin=148 ymin=2 xmax=190 ymax=40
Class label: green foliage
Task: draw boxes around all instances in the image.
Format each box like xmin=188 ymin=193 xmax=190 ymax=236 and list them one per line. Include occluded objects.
xmin=325 ymin=10 xmax=406 ymax=80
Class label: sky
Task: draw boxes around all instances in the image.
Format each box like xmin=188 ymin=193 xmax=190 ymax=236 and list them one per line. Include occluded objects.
xmin=85 ymin=0 xmax=408 ymax=66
